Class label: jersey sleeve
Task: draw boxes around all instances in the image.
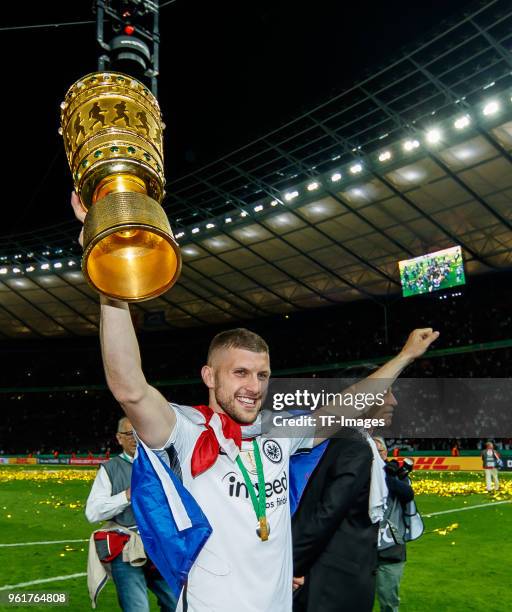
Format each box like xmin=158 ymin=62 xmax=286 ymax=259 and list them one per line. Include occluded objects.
xmin=151 ymin=403 xmax=200 ymax=465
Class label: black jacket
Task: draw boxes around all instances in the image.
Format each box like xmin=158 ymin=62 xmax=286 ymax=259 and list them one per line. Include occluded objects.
xmin=292 ymin=436 xmax=379 ymax=612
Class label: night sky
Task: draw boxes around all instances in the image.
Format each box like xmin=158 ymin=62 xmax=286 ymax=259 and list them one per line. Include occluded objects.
xmin=0 ymin=0 xmax=472 ymax=236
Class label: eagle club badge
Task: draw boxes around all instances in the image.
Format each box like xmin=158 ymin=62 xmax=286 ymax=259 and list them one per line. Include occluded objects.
xmin=262 ymin=440 xmax=282 ymax=463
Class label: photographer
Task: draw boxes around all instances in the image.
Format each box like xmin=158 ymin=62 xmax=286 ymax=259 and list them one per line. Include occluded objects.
xmin=481 ymin=441 xmax=502 ymax=492
xmin=372 ymin=437 xmax=422 ymax=612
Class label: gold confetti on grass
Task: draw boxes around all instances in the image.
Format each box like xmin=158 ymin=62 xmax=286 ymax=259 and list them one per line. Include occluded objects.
xmin=430 ymin=522 xmax=459 ymax=536
xmin=38 ymin=499 xmax=84 ymax=510
xmin=410 ymin=472 xmax=512 ymax=500
xmin=0 ymin=469 xmax=96 ymax=483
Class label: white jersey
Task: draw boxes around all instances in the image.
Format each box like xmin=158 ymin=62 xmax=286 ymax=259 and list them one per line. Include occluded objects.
xmin=164 ymin=403 xmax=313 ymax=612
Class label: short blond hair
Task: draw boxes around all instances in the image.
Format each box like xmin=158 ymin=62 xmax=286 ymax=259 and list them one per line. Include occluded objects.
xmin=207 ymin=328 xmax=269 ymax=364
xmin=372 ymin=436 xmax=387 ymax=451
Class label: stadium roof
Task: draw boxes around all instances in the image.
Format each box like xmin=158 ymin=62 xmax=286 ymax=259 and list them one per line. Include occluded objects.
xmin=0 ymin=0 xmax=511 ymax=338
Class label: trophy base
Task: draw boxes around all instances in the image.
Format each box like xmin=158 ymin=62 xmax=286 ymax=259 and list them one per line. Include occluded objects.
xmin=82 ymin=191 xmax=182 ymax=302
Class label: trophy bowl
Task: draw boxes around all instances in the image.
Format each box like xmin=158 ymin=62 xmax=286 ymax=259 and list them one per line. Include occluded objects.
xmin=60 ymin=72 xmax=181 ymax=302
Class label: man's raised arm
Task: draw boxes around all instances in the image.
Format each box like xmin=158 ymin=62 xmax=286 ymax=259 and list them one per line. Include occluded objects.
xmin=100 ymin=296 xmax=175 ymax=448
xmin=312 ymin=328 xmax=439 ymax=444
xmin=72 ymin=193 xmax=175 ymax=449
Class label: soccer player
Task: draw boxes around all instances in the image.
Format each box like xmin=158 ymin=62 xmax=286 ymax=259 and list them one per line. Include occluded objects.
xmin=72 ymin=193 xmax=439 ymax=612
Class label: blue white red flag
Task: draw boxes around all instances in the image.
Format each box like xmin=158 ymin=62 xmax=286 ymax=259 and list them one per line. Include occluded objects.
xmin=131 ymin=439 xmax=212 ymax=599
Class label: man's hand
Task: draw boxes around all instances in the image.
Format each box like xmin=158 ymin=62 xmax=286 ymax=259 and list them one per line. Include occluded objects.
xmin=293 ymin=576 xmax=304 ymax=592
xmin=125 ymin=487 xmax=131 ymax=502
xmin=398 ymin=328 xmax=439 ymax=364
xmin=71 ymin=191 xmax=86 ymax=248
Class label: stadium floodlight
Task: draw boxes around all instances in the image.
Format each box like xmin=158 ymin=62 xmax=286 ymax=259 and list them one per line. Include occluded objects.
xmin=13 ymin=267 xmax=21 ymax=273
xmin=175 ymin=231 xmax=185 ymax=238
xmin=349 ymin=163 xmax=363 ymax=174
xmin=307 ymin=181 xmax=320 ymax=191
xmin=403 ymin=139 xmax=420 ymax=152
xmin=41 ymin=263 xmax=50 ymax=270
xmin=0 ymin=267 xmax=7 ymax=274
xmin=54 ymin=262 xmax=63 ymax=269
xmin=378 ymin=151 xmax=392 ymax=162
xmin=191 ymin=227 xmax=200 ymax=234
xmin=254 ymin=205 xmax=264 ymax=212
xmin=482 ymin=100 xmax=499 ymax=116
xmin=426 ymin=128 xmax=442 ymax=144
xmin=25 ymin=266 xmax=35 ymax=272
xmin=206 ymin=223 xmax=215 ymax=229
xmin=284 ymin=190 xmax=299 ymax=202
xmin=225 ymin=217 xmax=232 ymax=223
xmin=454 ymin=115 xmax=470 ymax=130
xmin=68 ymin=261 xmax=76 ymax=266
xmin=331 ymin=172 xmax=342 ymax=182
xmin=270 ymin=200 xmax=279 ymax=206
xmin=240 ymin=211 xmax=248 ymax=217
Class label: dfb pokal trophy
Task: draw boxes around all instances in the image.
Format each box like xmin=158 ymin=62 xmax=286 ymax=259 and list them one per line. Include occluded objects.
xmin=60 ymin=72 xmax=182 ymax=301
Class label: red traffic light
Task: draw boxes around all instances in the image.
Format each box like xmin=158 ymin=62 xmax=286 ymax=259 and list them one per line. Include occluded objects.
xmin=124 ymin=24 xmax=135 ymax=35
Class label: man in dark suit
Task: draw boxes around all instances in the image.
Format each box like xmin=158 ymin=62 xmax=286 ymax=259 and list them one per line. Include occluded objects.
xmin=291 ymin=380 xmax=397 ymax=612
xmin=292 ymin=431 xmax=379 ymax=612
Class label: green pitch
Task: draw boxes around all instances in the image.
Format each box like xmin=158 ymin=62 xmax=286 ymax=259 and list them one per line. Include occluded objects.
xmin=380 ymin=471 xmax=512 ymax=612
xmin=0 ymin=467 xmax=511 ymax=611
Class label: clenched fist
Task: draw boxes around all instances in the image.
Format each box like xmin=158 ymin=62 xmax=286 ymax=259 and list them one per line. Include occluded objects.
xmin=399 ymin=328 xmax=439 ymax=362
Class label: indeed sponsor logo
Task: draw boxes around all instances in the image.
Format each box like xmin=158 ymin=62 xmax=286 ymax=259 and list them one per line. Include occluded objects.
xmin=222 ymin=471 xmax=288 ymax=500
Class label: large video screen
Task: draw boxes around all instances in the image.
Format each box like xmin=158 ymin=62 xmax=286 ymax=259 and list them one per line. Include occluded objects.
xmin=398 ymin=246 xmax=465 ymax=297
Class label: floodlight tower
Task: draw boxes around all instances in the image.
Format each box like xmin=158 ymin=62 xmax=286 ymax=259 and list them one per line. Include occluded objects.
xmin=95 ymin=0 xmax=160 ymax=96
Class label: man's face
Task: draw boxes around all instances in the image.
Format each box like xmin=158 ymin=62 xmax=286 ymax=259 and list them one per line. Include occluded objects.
xmin=115 ymin=419 xmax=137 ymax=457
xmin=203 ymin=347 xmax=271 ymax=424
xmin=374 ymin=439 xmax=388 ymax=461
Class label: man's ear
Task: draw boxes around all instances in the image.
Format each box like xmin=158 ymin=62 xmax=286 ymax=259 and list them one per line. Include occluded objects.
xmin=201 ymin=365 xmax=215 ymax=389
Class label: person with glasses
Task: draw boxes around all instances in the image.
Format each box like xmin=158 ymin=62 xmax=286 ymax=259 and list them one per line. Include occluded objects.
xmin=85 ymin=416 xmax=176 ymax=612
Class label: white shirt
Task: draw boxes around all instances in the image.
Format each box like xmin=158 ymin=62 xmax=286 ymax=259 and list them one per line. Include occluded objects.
xmin=85 ymin=453 xmax=133 ymax=524
xmin=164 ymin=404 xmax=313 ymax=612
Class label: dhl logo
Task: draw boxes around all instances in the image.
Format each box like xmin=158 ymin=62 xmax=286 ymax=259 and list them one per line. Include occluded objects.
xmin=410 ymin=457 xmax=460 ymax=471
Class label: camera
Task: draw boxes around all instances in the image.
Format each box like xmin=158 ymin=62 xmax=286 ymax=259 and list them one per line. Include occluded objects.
xmin=384 ymin=457 xmax=414 ymax=480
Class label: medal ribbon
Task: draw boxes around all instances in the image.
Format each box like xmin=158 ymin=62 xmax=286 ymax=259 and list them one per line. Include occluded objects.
xmin=235 ymin=439 xmax=269 ymax=541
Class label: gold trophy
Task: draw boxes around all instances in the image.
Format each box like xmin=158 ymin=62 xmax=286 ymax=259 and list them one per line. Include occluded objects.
xmin=60 ymin=72 xmax=181 ymax=302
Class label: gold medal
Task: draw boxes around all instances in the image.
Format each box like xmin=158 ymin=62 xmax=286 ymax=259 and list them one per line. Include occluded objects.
xmin=257 ymin=517 xmax=270 ymax=541
xmin=236 ymin=440 xmax=269 ymax=542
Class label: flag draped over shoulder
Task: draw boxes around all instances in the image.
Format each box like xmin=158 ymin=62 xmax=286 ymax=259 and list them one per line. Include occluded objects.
xmin=131 ymin=439 xmax=212 ymax=599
